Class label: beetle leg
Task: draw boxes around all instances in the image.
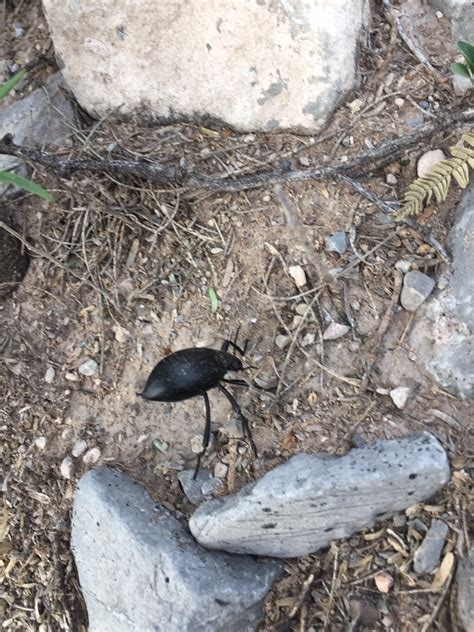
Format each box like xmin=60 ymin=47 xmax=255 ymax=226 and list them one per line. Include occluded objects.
xmin=193 ymin=392 xmax=212 ymax=480
xmin=222 ymin=378 xmax=250 ymax=388
xmin=221 ymin=338 xmax=247 ymax=356
xmin=217 ymin=383 xmax=258 ymax=458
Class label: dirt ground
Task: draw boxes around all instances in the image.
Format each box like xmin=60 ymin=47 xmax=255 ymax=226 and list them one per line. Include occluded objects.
xmin=1 ymin=1 xmax=473 ymax=630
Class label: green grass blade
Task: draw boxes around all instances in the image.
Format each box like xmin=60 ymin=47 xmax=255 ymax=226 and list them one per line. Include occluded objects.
xmin=0 ymin=171 xmax=53 ymax=202
xmin=208 ymin=287 xmax=218 ymax=313
xmin=0 ymin=68 xmax=27 ymax=101
xmin=451 ymin=62 xmax=471 ymax=78
xmin=457 ymin=41 xmax=474 ymax=70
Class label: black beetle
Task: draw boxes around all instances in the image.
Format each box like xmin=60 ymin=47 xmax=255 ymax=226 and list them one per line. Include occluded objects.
xmin=138 ymin=334 xmax=258 ymax=479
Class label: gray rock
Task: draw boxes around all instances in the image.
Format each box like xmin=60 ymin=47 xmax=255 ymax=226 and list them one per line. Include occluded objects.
xmin=189 ymin=433 xmax=449 ymax=558
xmin=78 ymin=358 xmax=99 ymax=376
xmin=178 ymin=469 xmax=223 ymax=504
xmin=413 ymin=519 xmax=449 ymax=574
xmin=409 ymin=185 xmax=474 ymax=398
xmin=457 ymin=545 xmax=474 ymax=632
xmin=326 ymin=231 xmax=348 ymax=255
xmin=42 ymin=0 xmax=368 ymax=133
xmin=72 ymin=467 xmax=281 ymax=632
xmin=0 ymin=73 xmax=76 ymax=193
xmin=400 ymin=271 xmax=436 ymax=311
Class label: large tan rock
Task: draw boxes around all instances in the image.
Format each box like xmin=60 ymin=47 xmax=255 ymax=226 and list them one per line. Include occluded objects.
xmin=42 ymin=0 xmax=368 ymax=133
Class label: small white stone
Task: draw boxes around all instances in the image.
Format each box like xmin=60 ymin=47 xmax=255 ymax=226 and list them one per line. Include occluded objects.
xmin=394 ymin=97 xmax=405 ymax=107
xmin=288 ymin=265 xmax=307 ymax=288
xmin=301 ymin=332 xmax=315 ymax=346
xmin=294 ymin=303 xmax=309 ymax=316
xmin=60 ymin=456 xmax=74 ymax=479
xmin=44 ymin=367 xmax=55 ymax=383
xmin=275 ymin=334 xmax=291 ymax=349
xmin=322 ymin=322 xmax=350 ymax=340
xmin=191 ymin=435 xmax=205 ymax=454
xmin=417 ymin=150 xmax=446 ymax=178
xmin=78 ymin=358 xmax=99 ymax=376
xmin=65 ymin=372 xmax=78 ymax=381
xmin=35 ymin=436 xmax=47 ymax=450
xmin=83 ymin=447 xmax=101 ymax=465
xmin=72 ymin=439 xmax=88 ymax=458
xmin=386 ymin=173 xmax=398 ymax=185
xmin=395 ymin=260 xmax=412 ymax=274
xmin=214 ymin=462 xmax=229 ymax=479
xmin=390 ymin=386 xmax=411 ymax=409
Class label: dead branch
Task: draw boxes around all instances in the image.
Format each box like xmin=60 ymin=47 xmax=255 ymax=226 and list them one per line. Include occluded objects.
xmin=0 ymin=105 xmax=472 ymax=193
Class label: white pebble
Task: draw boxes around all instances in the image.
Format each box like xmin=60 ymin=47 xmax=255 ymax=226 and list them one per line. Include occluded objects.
xmin=71 ymin=439 xmax=88 ymax=458
xmin=35 ymin=437 xmax=47 ymax=450
xmin=44 ymin=367 xmax=55 ymax=383
xmin=83 ymin=447 xmax=101 ymax=465
xmin=79 ymin=358 xmax=99 ymax=376
xmin=322 ymin=322 xmax=350 ymax=340
xmin=214 ymin=462 xmax=229 ymax=479
xmin=390 ymin=386 xmax=411 ymax=409
xmin=60 ymin=456 xmax=74 ymax=479
xmin=288 ymin=265 xmax=307 ymax=288
xmin=275 ymin=334 xmax=291 ymax=349
xmin=395 ymin=260 xmax=412 ymax=274
xmin=386 ymin=173 xmax=398 ymax=185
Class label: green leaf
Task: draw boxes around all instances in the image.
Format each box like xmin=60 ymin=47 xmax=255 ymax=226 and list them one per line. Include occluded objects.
xmin=451 ymin=62 xmax=471 ymax=79
xmin=0 ymin=68 xmax=27 ymax=101
xmin=457 ymin=41 xmax=474 ymax=70
xmin=0 ymin=171 xmax=54 ymax=202
xmin=208 ymin=287 xmax=218 ymax=313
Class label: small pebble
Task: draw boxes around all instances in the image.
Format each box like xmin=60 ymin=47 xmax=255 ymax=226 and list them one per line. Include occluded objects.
xmin=394 ymin=97 xmax=405 ymax=107
xmin=288 ymin=265 xmax=307 ymax=288
xmin=60 ymin=456 xmax=74 ymax=479
xmin=71 ymin=439 xmax=88 ymax=458
xmin=374 ymin=571 xmax=393 ymax=593
xmin=414 ymin=519 xmax=449 ymax=574
xmin=390 ymin=386 xmax=411 ymax=409
xmin=191 ymin=435 xmax=205 ymax=454
xmin=417 ymin=150 xmax=445 ymax=178
xmin=78 ymin=358 xmax=99 ymax=376
xmin=295 ymin=303 xmax=309 ymax=316
xmin=326 ymin=231 xmax=348 ymax=255
xmin=65 ymin=372 xmax=78 ymax=381
xmin=61 ymin=428 xmax=74 ymax=441
xmin=301 ymin=332 xmax=315 ymax=346
xmin=44 ymin=367 xmax=55 ymax=384
xmin=386 ymin=173 xmax=398 ymax=185
xmin=400 ymin=271 xmax=435 ymax=311
xmin=395 ymin=259 xmax=412 ymax=274
xmin=322 ymin=322 xmax=350 ymax=340
xmin=299 ymin=156 xmax=310 ymax=167
xmin=214 ymin=462 xmax=228 ymax=479
xmin=83 ymin=447 xmax=101 ymax=465
xmin=35 ymin=437 xmax=47 ymax=450
xmin=178 ymin=469 xmax=213 ymax=504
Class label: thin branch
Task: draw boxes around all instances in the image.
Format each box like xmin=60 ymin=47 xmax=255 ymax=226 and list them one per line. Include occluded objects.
xmin=0 ymin=106 xmax=472 ymax=193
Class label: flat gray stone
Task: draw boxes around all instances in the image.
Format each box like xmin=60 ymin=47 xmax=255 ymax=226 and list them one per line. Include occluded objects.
xmin=326 ymin=231 xmax=348 ymax=255
xmin=409 ymin=185 xmax=474 ymax=398
xmin=189 ymin=433 xmax=450 ymax=558
xmin=413 ymin=519 xmax=449 ymax=574
xmin=400 ymin=271 xmax=435 ymax=311
xmin=72 ymin=467 xmax=281 ymax=632
xmin=178 ymin=469 xmax=223 ymax=504
xmin=457 ymin=545 xmax=474 ymax=632
xmin=0 ymin=73 xmax=76 ymax=192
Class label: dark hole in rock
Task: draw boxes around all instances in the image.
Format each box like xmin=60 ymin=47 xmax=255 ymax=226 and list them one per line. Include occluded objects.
xmin=0 ymin=226 xmax=29 ymax=299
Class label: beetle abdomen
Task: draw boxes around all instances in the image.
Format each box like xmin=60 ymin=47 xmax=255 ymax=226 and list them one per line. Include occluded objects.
xmin=139 ymin=347 xmax=242 ymax=402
